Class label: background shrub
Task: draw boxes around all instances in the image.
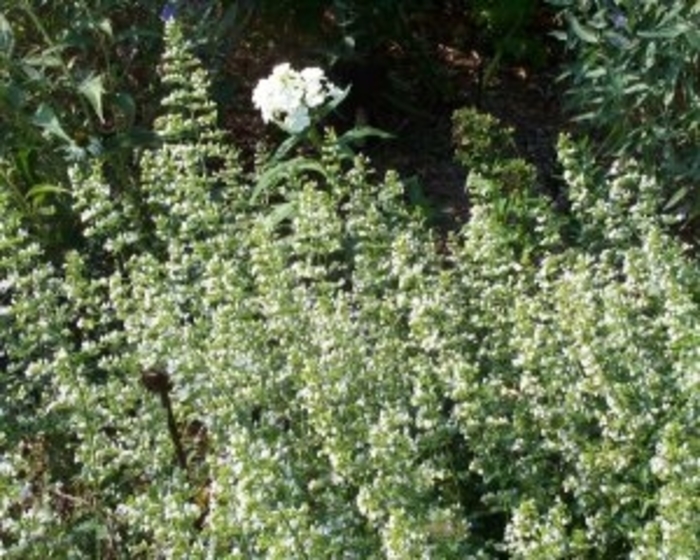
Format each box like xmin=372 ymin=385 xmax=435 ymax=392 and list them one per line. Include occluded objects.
xmin=0 ymin=0 xmax=250 ymax=259
xmin=0 ymin=0 xmax=166 ymax=258
xmin=551 ymin=0 xmax=700 ymax=234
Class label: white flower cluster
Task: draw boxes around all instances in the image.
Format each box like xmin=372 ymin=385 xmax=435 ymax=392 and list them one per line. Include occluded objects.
xmin=252 ymin=63 xmax=344 ymax=134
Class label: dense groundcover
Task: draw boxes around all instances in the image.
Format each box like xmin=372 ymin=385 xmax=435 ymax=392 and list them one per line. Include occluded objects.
xmin=1 ymin=4 xmax=700 ymax=559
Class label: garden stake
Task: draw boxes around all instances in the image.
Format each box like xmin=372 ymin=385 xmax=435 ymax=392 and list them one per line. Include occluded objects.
xmin=140 ymin=369 xmax=189 ymax=473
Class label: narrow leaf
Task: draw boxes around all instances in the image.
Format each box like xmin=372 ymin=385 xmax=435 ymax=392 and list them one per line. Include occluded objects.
xmin=22 ymin=52 xmax=63 ymax=69
xmin=263 ymin=201 xmax=296 ymax=228
xmin=251 ymin=158 xmax=328 ymax=203
xmin=623 ymin=83 xmax=649 ymax=95
xmin=269 ymin=134 xmax=302 ymax=166
xmin=97 ymin=18 xmax=113 ymax=38
xmin=25 ymin=183 xmax=70 ymax=200
xmin=338 ymin=126 xmax=394 ymax=146
xmin=638 ymin=24 xmax=687 ymax=40
xmin=0 ymin=12 xmax=14 ymax=57
xmin=566 ymin=12 xmax=600 ymax=44
xmin=663 ymin=185 xmax=689 ymax=211
xmin=325 ymin=85 xmax=351 ymax=113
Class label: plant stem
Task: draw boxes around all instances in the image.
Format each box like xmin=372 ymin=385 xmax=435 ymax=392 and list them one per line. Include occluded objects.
xmin=306 ymin=125 xmax=324 ymax=153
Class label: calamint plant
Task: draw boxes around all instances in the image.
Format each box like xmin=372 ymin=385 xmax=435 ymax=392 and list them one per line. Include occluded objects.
xmin=0 ymin=13 xmax=698 ymax=560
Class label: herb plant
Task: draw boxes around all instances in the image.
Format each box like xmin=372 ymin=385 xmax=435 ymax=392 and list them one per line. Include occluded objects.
xmin=0 ymin=14 xmax=698 ymax=559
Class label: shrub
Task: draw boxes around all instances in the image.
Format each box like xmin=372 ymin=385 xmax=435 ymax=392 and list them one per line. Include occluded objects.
xmin=1 ymin=16 xmax=698 ymax=558
xmin=551 ymin=0 xmax=700 ymax=228
xmin=0 ymin=0 xmax=166 ymax=258
xmin=0 ymin=1 xmax=247 ymax=258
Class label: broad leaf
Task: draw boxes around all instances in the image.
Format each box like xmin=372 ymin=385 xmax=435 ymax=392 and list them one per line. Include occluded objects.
xmin=33 ymin=103 xmax=72 ymax=143
xmin=78 ymin=73 xmax=106 ymax=123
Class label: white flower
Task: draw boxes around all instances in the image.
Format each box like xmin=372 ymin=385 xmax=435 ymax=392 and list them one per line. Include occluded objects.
xmin=252 ymin=63 xmax=303 ymax=123
xmin=300 ymin=67 xmax=327 ymax=108
xmin=252 ymin=63 xmax=342 ymax=134
xmin=283 ymin=106 xmax=311 ymax=134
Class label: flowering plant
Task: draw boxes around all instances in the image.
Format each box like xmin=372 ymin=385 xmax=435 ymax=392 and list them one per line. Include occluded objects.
xmin=1 ymin=19 xmax=700 ymax=558
xmin=252 ymin=63 xmax=346 ymax=135
xmin=250 ymin=62 xmax=391 ymax=215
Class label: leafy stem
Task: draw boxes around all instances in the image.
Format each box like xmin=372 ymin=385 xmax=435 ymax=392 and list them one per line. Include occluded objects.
xmin=19 ymin=0 xmax=96 ymax=131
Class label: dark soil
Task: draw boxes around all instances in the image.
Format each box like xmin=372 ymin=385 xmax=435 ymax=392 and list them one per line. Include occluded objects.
xmin=215 ymin=8 xmax=571 ymax=225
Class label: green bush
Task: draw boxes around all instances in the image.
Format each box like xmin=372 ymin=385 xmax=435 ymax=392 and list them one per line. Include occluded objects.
xmin=1 ymin=17 xmax=699 ymax=558
xmin=551 ymin=0 xmax=700 ymax=226
xmin=0 ymin=0 xmax=166 ymax=256
xmin=0 ymin=0 xmax=246 ymax=257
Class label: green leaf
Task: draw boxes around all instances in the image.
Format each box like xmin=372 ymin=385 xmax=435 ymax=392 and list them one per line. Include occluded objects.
xmin=313 ymin=85 xmax=351 ymax=122
xmin=338 ymin=126 xmax=394 ymax=146
xmin=269 ymin=133 xmax=303 ymax=166
xmin=566 ymin=12 xmax=599 ymax=44
xmin=335 ymin=126 xmax=394 ymax=159
xmin=325 ymin=85 xmax=351 ymax=113
xmin=623 ymin=83 xmax=649 ymax=95
xmin=0 ymin=12 xmax=14 ymax=57
xmin=113 ymin=92 xmax=136 ymax=127
xmin=264 ymin=200 xmax=297 ymax=228
xmin=97 ymin=18 xmax=113 ymax=38
xmin=32 ymin=103 xmax=72 ymax=143
xmin=685 ymin=29 xmax=700 ymax=49
xmin=25 ymin=183 xmax=70 ymax=201
xmin=22 ymin=46 xmax=64 ymax=69
xmin=638 ymin=23 xmax=688 ymax=40
xmin=251 ymin=157 xmax=329 ymax=203
xmin=78 ymin=73 xmax=106 ymax=123
xmin=663 ymin=185 xmax=688 ymax=211
xmin=583 ymin=67 xmax=607 ymax=79
xmin=571 ymin=111 xmax=598 ymax=122
xmin=103 ymin=128 xmax=162 ymax=150
xmin=0 ymin=82 xmax=25 ymax=110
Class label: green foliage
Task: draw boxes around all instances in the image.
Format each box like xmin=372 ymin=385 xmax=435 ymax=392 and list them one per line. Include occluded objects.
xmin=1 ymin=17 xmax=699 ymax=559
xmin=0 ymin=0 xmax=166 ymax=255
xmin=0 ymin=1 xmax=164 ymax=153
xmin=453 ymin=107 xmax=560 ymax=263
xmin=453 ymin=107 xmax=519 ymax=169
xmin=472 ymin=0 xmax=546 ymax=62
xmin=0 ymin=0 xmax=250 ymax=256
xmin=551 ymin=0 xmax=700 ymax=227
